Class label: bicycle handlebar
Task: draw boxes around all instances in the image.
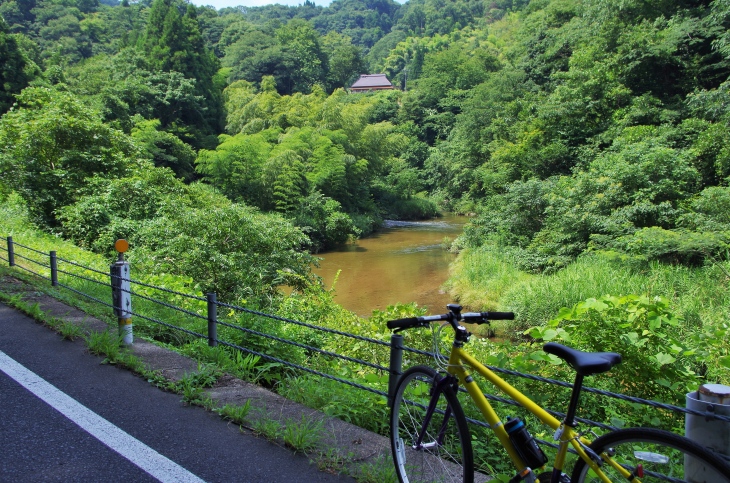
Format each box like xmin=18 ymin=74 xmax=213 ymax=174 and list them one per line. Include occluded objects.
xmin=386 ymin=317 xmax=430 ymax=330
xmin=386 ymin=308 xmax=514 ymax=331
xmin=463 ymin=311 xmax=515 ymax=322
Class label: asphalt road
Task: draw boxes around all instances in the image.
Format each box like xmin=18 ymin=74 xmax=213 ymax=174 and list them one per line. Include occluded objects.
xmin=0 ymin=303 xmax=355 ymax=483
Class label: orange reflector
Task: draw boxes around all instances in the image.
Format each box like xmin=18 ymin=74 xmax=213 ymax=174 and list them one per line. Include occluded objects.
xmin=115 ymin=239 xmax=129 ymax=253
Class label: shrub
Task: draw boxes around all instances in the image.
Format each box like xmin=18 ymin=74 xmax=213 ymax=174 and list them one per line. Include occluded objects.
xmin=527 ymin=294 xmax=704 ymax=406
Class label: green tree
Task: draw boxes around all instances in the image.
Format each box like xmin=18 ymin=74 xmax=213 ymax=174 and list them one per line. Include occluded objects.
xmin=195 ymin=130 xmax=274 ymax=206
xmin=321 ymin=31 xmax=364 ymax=91
xmin=0 ymin=86 xmax=140 ymax=227
xmin=131 ymin=118 xmax=197 ymax=181
xmin=290 ymin=192 xmax=360 ymax=252
xmin=138 ymin=0 xmax=223 ymax=137
xmin=0 ymin=17 xmax=34 ymax=113
xmin=56 ymin=167 xmax=228 ymax=252
xmin=133 ymin=203 xmax=315 ymax=299
xmin=275 ymin=19 xmax=327 ymax=94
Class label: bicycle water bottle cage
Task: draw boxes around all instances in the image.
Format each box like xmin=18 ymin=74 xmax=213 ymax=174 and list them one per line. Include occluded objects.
xmin=543 ymin=342 xmax=622 ymax=376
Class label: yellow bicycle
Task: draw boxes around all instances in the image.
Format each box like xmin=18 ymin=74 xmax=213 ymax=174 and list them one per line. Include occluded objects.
xmin=387 ymin=304 xmax=730 ymax=483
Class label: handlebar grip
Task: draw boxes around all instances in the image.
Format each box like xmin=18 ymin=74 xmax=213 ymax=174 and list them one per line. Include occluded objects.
xmin=387 ymin=317 xmax=422 ymax=330
xmin=483 ymin=311 xmax=515 ymax=320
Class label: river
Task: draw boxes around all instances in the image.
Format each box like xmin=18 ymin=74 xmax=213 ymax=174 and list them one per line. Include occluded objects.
xmin=313 ymin=214 xmax=468 ymax=317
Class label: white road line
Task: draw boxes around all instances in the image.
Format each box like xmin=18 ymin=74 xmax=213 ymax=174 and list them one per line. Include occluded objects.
xmin=0 ymin=350 xmax=206 ymax=483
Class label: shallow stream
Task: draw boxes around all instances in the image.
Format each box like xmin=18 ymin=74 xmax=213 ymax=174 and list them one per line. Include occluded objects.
xmin=313 ymin=214 xmax=468 ymax=317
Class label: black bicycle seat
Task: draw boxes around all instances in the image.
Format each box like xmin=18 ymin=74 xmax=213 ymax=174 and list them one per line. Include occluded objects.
xmin=543 ymin=342 xmax=622 ymax=376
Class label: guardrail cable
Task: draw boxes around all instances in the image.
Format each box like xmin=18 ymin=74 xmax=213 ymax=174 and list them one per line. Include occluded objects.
xmin=4 ymin=236 xmax=729 ymax=427
xmin=216 ymin=318 xmax=389 ymax=373
xmin=218 ymin=300 xmax=391 ymax=347
xmin=216 ymin=338 xmax=388 ymax=398
xmin=12 ymin=241 xmax=47 ymax=256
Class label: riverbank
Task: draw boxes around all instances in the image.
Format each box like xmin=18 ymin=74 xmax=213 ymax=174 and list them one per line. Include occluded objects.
xmin=442 ymin=243 xmax=730 ymax=384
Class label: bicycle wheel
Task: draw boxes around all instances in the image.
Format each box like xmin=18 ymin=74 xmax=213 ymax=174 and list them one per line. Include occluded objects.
xmin=390 ymin=365 xmax=474 ymax=483
xmin=571 ymin=427 xmax=730 ymax=483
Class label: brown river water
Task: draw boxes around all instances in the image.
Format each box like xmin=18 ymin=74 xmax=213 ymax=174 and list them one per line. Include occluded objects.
xmin=313 ymin=214 xmax=468 ymax=317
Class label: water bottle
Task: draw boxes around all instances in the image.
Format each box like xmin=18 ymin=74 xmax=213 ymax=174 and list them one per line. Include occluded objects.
xmin=504 ymin=417 xmax=548 ymax=469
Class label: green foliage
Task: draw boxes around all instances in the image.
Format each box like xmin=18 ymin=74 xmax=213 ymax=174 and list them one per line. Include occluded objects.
xmin=201 ymin=86 xmax=425 ymax=245
xmin=352 ymin=454 xmax=398 ymax=483
xmin=132 ymin=203 xmax=315 ymax=299
xmin=85 ymin=330 xmax=124 ymax=363
xmin=4 ymin=0 xmax=730 ymax=443
xmin=251 ymin=410 xmax=283 ymax=440
xmin=290 ymin=192 xmax=360 ymax=252
xmin=0 ymin=86 xmax=141 ymax=227
xmin=58 ymin=321 xmax=85 ymax=340
xmin=217 ymin=402 xmax=251 ymax=425
xmin=282 ymin=414 xmax=324 ymax=454
xmin=56 ymin=167 xmax=227 ymax=254
xmin=0 ymin=17 xmax=35 ymax=113
xmin=279 ymin=374 xmax=389 ymax=435
xmin=195 ymin=130 xmax=274 ymax=206
xmin=131 ymin=118 xmax=197 ymax=181
xmin=175 ymin=364 xmax=220 ymax=406
xmin=528 ymin=294 xmax=705 ymax=405
xmin=601 ymin=227 xmax=728 ymax=266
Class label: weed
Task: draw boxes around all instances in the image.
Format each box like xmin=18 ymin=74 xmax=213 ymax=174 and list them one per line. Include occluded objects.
xmin=232 ymin=351 xmax=262 ymax=382
xmin=353 ymin=454 xmax=397 ymax=483
xmin=217 ymin=402 xmax=251 ymax=425
xmin=85 ymin=330 xmax=122 ymax=363
xmin=251 ymin=413 xmax=282 ymax=440
xmin=178 ymin=378 xmax=205 ymax=405
xmin=282 ymin=414 xmax=324 ymax=454
xmin=279 ymin=374 xmax=389 ymax=435
xmin=313 ymin=448 xmax=353 ymax=475
xmin=145 ymin=370 xmax=171 ymax=389
xmin=24 ymin=301 xmax=45 ymax=320
xmin=175 ymin=364 xmax=220 ymax=406
xmin=58 ymin=321 xmax=84 ymax=340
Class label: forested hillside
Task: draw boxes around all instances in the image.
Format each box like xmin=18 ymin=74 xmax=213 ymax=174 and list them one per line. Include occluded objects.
xmin=3 ymin=0 xmax=730 ymax=264
xmin=1 ymin=0 xmax=729 ymax=432
xmin=1 ymin=0 xmax=730 ymax=319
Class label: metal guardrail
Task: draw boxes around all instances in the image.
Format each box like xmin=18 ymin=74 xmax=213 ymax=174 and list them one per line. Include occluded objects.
xmin=2 ymin=235 xmax=729 ymax=441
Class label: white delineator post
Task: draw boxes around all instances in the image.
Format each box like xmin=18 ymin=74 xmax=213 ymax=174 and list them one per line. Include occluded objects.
xmin=110 ymin=239 xmax=133 ymax=345
xmin=685 ymin=383 xmax=730 ymax=480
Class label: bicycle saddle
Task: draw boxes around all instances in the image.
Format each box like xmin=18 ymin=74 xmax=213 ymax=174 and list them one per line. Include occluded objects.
xmin=543 ymin=342 xmax=622 ymax=376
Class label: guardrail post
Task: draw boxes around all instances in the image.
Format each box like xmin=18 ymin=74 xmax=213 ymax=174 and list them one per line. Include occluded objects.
xmin=685 ymin=383 xmax=730 ymax=480
xmin=7 ymin=236 xmax=14 ymax=266
xmin=207 ymin=292 xmax=218 ymax=347
xmin=388 ymin=333 xmax=403 ymax=408
xmin=50 ymin=251 xmax=58 ymax=286
xmin=110 ymin=240 xmax=133 ymax=346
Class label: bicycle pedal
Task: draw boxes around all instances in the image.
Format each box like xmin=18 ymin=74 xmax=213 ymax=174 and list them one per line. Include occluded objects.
xmin=509 ymin=468 xmax=538 ymax=483
xmin=535 ymin=472 xmax=570 ymax=483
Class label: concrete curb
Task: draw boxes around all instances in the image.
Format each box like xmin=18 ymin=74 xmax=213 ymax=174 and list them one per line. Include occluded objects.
xmin=0 ymin=274 xmax=392 ymax=479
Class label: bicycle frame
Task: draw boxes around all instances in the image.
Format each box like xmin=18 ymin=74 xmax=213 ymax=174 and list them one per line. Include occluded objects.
xmin=446 ymin=345 xmax=633 ymax=482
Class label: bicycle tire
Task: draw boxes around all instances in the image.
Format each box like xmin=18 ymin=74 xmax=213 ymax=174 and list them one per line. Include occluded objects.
xmin=390 ymin=365 xmax=474 ymax=483
xmin=571 ymin=427 xmax=730 ymax=483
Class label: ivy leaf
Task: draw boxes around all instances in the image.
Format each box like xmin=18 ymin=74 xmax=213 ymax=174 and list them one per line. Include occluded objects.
xmin=719 ymin=355 xmax=730 ymax=369
xmin=542 ymin=328 xmax=558 ymax=341
xmin=654 ymin=353 xmax=676 ymax=366
xmin=583 ymin=298 xmax=608 ymax=312
xmin=623 ymin=332 xmax=639 ymax=345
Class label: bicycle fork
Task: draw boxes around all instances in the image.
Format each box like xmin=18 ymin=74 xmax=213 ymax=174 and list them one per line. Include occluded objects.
xmin=414 ymin=372 xmax=455 ymax=450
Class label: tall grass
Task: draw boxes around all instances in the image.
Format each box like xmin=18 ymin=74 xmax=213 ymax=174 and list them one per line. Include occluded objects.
xmin=448 ymin=247 xmax=730 ymax=381
xmin=443 ymin=244 xmax=530 ymax=310
xmin=446 ymin=245 xmax=730 ymax=345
